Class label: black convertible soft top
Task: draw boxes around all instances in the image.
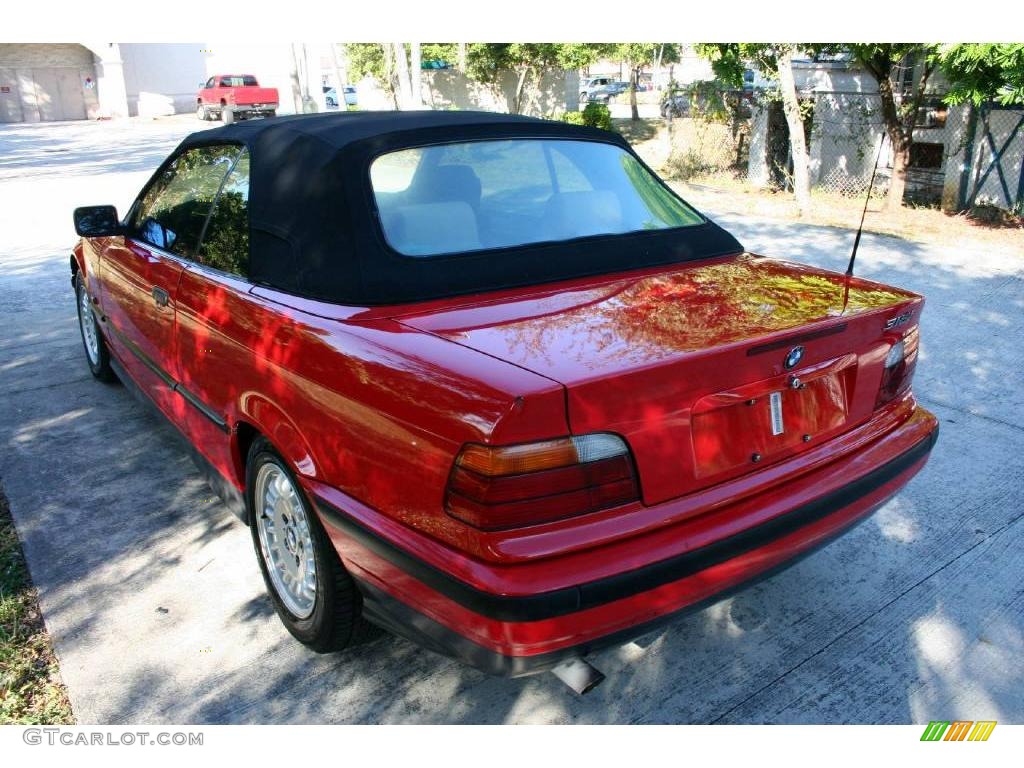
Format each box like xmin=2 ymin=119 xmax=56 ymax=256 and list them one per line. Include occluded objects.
xmin=170 ymin=111 xmax=743 ymax=305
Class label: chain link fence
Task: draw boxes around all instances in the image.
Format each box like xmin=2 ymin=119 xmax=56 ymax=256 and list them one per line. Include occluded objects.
xmin=660 ymin=89 xmax=753 ymax=181
xmin=810 ymin=92 xmax=890 ymax=197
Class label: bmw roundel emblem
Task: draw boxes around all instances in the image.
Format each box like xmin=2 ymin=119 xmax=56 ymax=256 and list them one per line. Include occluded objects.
xmin=784 ymin=346 xmax=804 ymax=370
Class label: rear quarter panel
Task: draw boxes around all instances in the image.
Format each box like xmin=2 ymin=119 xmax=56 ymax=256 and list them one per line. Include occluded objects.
xmin=173 ymin=272 xmax=567 ymax=553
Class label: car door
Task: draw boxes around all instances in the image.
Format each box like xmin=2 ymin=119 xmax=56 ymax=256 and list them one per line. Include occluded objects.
xmin=173 ymin=148 xmax=259 ymax=481
xmin=99 ymin=144 xmax=241 ymax=418
xmin=199 ymin=76 xmax=215 ymax=105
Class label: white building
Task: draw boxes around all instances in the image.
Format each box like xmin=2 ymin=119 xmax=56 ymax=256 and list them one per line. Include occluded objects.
xmin=0 ymin=43 xmax=327 ymax=123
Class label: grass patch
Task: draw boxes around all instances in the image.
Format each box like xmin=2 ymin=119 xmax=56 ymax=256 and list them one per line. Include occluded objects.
xmin=612 ymin=117 xmax=660 ymax=144
xmin=0 ymin=484 xmax=74 ymax=724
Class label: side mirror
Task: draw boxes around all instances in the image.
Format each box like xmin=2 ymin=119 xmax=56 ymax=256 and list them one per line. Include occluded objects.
xmin=74 ymin=205 xmax=122 ymax=237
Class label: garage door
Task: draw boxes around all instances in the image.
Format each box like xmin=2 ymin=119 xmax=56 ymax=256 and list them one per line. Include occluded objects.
xmin=0 ymin=69 xmax=22 ymax=122
xmin=32 ymin=68 xmax=87 ymax=121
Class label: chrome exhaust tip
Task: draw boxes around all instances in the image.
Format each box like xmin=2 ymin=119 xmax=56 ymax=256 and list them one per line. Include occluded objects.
xmin=550 ymin=657 xmax=605 ymax=695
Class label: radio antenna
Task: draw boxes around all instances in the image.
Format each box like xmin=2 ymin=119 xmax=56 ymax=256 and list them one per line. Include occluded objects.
xmin=846 ymin=133 xmax=886 ymax=277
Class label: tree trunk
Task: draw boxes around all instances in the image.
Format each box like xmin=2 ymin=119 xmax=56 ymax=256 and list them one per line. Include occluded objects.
xmin=382 ymin=43 xmax=399 ymax=109
xmin=289 ymin=44 xmax=304 ymax=113
xmin=630 ymin=66 xmax=639 ymax=121
xmin=330 ymin=44 xmax=346 ymax=110
xmin=874 ymin=71 xmax=908 ymax=211
xmin=392 ymin=43 xmax=412 ymax=110
xmin=409 ymin=43 xmax=422 ymax=109
xmin=512 ymin=67 xmax=529 ymax=114
xmin=776 ymin=47 xmax=812 ymax=216
xmin=766 ymin=99 xmax=789 ymax=190
xmin=458 ymin=43 xmax=467 ymax=71
xmin=887 ymin=134 xmax=911 ymax=212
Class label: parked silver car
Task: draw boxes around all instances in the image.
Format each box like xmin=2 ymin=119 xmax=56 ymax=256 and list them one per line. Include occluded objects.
xmin=579 ymin=77 xmax=627 ymax=103
xmin=323 ymin=85 xmax=358 ymax=108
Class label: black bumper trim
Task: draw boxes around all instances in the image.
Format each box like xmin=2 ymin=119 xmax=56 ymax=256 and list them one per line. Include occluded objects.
xmin=357 ymin=498 xmax=879 ymax=678
xmin=317 ymin=424 xmax=937 ymax=624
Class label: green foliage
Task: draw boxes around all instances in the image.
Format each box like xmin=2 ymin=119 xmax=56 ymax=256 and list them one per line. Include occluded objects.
xmin=939 ymin=43 xmax=1024 ymax=106
xmin=464 ymin=44 xmax=613 ymax=114
xmin=465 ymin=43 xmax=613 ymax=83
xmin=695 ymin=43 xmax=783 ymax=86
xmin=199 ymin=155 xmax=249 ymax=279
xmin=421 ymin=43 xmax=458 ymax=67
xmin=612 ymin=43 xmax=681 ymax=71
xmin=560 ymin=103 xmax=613 ymax=131
xmin=842 ymin=44 xmax=940 ymax=80
xmin=344 ymin=43 xmax=388 ymax=83
xmin=582 ymin=102 xmax=613 ymax=131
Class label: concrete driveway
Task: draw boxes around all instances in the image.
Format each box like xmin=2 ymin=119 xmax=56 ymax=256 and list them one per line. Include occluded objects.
xmin=1 ymin=117 xmax=1022 ymax=724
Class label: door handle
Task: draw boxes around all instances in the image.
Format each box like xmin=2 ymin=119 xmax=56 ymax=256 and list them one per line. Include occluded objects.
xmin=152 ymin=286 xmax=170 ymax=308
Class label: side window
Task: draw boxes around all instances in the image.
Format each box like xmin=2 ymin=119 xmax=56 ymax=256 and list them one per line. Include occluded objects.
xmin=131 ymin=145 xmax=239 ymax=257
xmin=196 ymin=149 xmax=251 ymax=277
xmin=204 ymin=77 xmax=214 ymax=88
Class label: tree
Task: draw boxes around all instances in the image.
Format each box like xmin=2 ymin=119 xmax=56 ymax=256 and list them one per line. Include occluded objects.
xmin=422 ymin=43 xmax=459 ymax=68
xmin=837 ymin=44 xmax=940 ymax=212
xmin=697 ymin=44 xmax=813 ymax=216
xmin=938 ymin=43 xmax=1024 ymax=106
xmin=466 ymin=43 xmax=612 ymax=114
xmin=344 ymin=43 xmax=424 ymax=110
xmin=392 ymin=43 xmax=414 ymax=108
xmin=345 ymin=44 xmax=398 ymax=108
xmin=613 ymin=44 xmax=680 ymax=121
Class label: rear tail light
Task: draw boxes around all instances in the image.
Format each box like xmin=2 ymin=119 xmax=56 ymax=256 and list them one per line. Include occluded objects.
xmin=445 ymin=434 xmax=640 ymax=531
xmin=876 ymin=326 xmax=919 ymax=408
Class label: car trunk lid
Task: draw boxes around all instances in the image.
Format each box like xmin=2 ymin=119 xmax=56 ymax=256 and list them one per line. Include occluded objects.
xmin=396 ymin=254 xmax=922 ymax=504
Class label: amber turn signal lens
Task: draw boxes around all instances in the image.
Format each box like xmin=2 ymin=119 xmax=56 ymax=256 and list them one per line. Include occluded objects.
xmin=456 ymin=434 xmax=629 ymax=476
xmin=457 ymin=438 xmax=580 ymax=476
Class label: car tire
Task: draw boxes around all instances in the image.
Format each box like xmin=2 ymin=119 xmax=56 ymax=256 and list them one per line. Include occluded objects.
xmin=196 ymin=104 xmax=209 ymax=121
xmin=74 ymin=272 xmax=116 ymax=383
xmin=221 ymin=107 xmax=235 ymax=125
xmin=246 ymin=437 xmax=367 ymax=653
xmin=266 ymin=110 xmax=276 ymax=119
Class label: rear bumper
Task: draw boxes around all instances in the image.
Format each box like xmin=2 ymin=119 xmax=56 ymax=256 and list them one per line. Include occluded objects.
xmin=225 ymin=104 xmax=278 ymax=114
xmin=315 ymin=406 xmax=938 ymax=676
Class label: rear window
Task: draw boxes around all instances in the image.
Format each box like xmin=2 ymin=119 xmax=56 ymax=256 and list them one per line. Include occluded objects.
xmin=220 ymin=75 xmax=258 ymax=87
xmin=370 ymin=139 xmax=703 ymax=257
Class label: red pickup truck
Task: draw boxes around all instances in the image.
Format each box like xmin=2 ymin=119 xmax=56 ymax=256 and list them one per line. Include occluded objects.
xmin=197 ymin=74 xmax=279 ymax=123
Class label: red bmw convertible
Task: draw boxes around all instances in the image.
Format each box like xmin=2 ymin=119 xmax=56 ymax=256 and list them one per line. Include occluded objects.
xmin=71 ymin=112 xmax=936 ymax=688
